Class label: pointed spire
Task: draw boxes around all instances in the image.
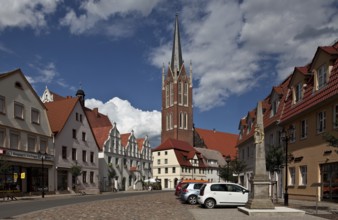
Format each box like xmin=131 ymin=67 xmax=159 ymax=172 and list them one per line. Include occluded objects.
xmin=171 ymin=13 xmax=183 ymax=77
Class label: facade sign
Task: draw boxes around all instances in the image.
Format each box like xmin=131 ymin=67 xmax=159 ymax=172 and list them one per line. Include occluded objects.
xmin=5 ymin=149 xmax=54 ymax=161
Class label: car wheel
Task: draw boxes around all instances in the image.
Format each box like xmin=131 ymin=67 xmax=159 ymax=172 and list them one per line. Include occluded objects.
xmin=188 ymin=195 xmax=197 ymax=205
xmin=204 ymin=198 xmax=216 ymax=209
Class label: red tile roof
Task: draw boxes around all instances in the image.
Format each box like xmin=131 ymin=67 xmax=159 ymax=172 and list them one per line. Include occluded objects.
xmin=194 ymin=128 xmax=238 ymax=159
xmin=137 ymin=138 xmax=145 ymax=151
xmin=84 ymin=107 xmax=112 ymax=151
xmin=44 ymin=97 xmax=79 ymax=134
xmin=153 ymin=138 xmax=206 ymax=168
xmin=121 ymin=133 xmax=131 ymax=147
xmin=281 ymin=48 xmax=338 ymax=122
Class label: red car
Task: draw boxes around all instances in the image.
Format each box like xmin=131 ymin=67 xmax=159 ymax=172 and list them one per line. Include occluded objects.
xmin=175 ymin=180 xmax=209 ymax=196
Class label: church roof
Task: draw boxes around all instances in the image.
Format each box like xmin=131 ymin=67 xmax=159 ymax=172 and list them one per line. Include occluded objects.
xmin=195 ymin=128 xmax=238 ymax=159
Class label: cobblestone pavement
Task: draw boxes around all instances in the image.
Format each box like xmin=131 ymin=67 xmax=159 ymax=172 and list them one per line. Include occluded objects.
xmin=8 ymin=191 xmax=338 ymax=220
xmin=13 ymin=192 xmax=197 ymax=220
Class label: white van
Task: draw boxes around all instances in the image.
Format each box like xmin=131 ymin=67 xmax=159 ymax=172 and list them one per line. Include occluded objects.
xmin=197 ymin=183 xmax=249 ymax=208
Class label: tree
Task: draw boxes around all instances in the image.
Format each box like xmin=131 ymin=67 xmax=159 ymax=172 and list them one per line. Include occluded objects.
xmin=70 ymin=163 xmax=82 ymax=188
xmin=265 ymin=145 xmax=285 ymax=174
xmin=0 ymin=154 xmax=10 ymax=175
xmin=323 ymin=132 xmax=338 ymax=148
xmin=219 ymin=157 xmax=247 ymax=182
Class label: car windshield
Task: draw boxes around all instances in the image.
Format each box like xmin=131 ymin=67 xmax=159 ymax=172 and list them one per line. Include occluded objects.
xmin=181 ymin=183 xmax=189 ymax=189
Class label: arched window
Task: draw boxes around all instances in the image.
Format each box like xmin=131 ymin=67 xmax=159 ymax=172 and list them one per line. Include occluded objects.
xmin=178 ymin=81 xmax=183 ymax=105
xmin=166 ymin=84 xmax=169 ymax=108
xmin=170 ymin=82 xmax=174 ymax=106
xmin=183 ymin=82 xmax=188 ymax=105
xmin=184 ymin=112 xmax=188 ymax=129
xmin=179 ymin=112 xmax=183 ymax=128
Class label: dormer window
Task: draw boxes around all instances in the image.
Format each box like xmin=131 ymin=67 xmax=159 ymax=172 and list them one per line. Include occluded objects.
xmin=316 ymin=64 xmax=327 ymax=90
xmin=292 ymin=82 xmax=303 ymax=104
xmin=247 ymin=119 xmax=252 ymax=134
xmin=271 ymin=100 xmax=279 ymax=117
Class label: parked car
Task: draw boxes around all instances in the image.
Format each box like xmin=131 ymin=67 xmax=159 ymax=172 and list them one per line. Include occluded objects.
xmin=197 ymin=183 xmax=249 ymax=208
xmin=180 ymin=182 xmax=205 ymax=204
xmin=175 ymin=179 xmax=208 ymax=196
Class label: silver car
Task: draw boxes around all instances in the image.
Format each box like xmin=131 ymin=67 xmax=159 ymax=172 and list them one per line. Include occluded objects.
xmin=180 ymin=182 xmax=205 ymax=205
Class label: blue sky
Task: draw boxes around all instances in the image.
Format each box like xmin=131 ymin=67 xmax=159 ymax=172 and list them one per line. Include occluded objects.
xmin=0 ymin=0 xmax=338 ymax=147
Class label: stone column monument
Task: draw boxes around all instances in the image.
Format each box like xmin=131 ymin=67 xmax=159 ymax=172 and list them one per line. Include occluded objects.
xmin=245 ymin=101 xmax=274 ymax=209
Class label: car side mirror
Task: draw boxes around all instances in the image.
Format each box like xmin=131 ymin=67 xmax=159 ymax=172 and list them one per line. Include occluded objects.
xmin=242 ymin=189 xmax=249 ymax=194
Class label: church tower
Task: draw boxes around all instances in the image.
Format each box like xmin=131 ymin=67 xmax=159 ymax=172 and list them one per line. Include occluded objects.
xmin=161 ymin=14 xmax=194 ymax=146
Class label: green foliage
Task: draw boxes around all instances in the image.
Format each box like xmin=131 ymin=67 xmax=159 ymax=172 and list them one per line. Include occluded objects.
xmin=0 ymin=155 xmax=10 ymax=175
xmin=219 ymin=157 xmax=247 ymax=182
xmin=70 ymin=163 xmax=82 ymax=177
xmin=323 ymin=132 xmax=338 ymax=148
xmin=108 ymin=163 xmax=116 ymax=178
xmin=266 ymin=145 xmax=284 ymax=173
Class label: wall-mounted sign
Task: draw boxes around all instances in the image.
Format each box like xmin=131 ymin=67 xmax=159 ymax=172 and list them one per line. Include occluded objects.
xmin=6 ymin=149 xmax=54 ymax=161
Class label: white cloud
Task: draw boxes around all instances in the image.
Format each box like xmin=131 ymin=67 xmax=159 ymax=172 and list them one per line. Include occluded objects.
xmin=27 ymin=60 xmax=58 ymax=84
xmin=85 ymin=97 xmax=161 ymax=146
xmin=0 ymin=0 xmax=60 ymax=30
xmin=148 ymin=0 xmax=338 ymax=111
xmin=60 ymin=0 xmax=161 ymax=36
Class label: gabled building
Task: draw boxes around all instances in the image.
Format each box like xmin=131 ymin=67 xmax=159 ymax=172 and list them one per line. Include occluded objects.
xmin=279 ymin=41 xmax=338 ymax=201
xmin=42 ymin=88 xmax=99 ymax=194
xmin=152 ymin=138 xmax=206 ymax=188
xmin=99 ymin=123 xmax=152 ymax=191
xmin=237 ymin=75 xmax=290 ymax=198
xmin=0 ymin=69 xmax=54 ymax=194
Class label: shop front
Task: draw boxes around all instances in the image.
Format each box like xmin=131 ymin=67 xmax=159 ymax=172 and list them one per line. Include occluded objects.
xmin=0 ymin=149 xmax=55 ymax=195
xmin=321 ymin=162 xmax=338 ymax=201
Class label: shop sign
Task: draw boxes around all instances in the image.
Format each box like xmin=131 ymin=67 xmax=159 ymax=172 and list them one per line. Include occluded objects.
xmin=6 ymin=149 xmax=53 ymax=161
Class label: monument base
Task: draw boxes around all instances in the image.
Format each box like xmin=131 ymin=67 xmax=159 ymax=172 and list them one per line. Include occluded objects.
xmin=238 ymin=206 xmax=305 ymax=217
xmin=245 ymin=198 xmax=275 ymax=209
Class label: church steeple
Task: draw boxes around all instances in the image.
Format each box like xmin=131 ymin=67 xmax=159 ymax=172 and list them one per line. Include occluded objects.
xmin=170 ymin=14 xmax=183 ymax=77
xmin=161 ymin=14 xmax=194 ymax=146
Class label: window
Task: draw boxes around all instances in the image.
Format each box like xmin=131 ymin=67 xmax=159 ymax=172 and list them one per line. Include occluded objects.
xmin=82 ymin=132 xmax=86 ymax=141
xmin=294 ymin=83 xmax=303 ymax=103
xmin=80 ymin=114 xmax=83 ymax=122
xmin=72 ymin=129 xmax=77 ymax=139
xmin=170 ymin=82 xmax=173 ymax=106
xmin=0 ymin=96 xmax=5 ymax=114
xmin=183 ymin=82 xmax=188 ymax=105
xmin=158 ymin=168 xmax=161 ymax=174
xmin=90 ymin=171 xmax=94 ymax=183
xmin=27 ymin=136 xmax=36 ymax=152
xmin=299 ymin=166 xmax=307 ymax=185
xmin=210 ymin=184 xmax=227 ymax=191
xmin=165 ymin=84 xmax=169 ymax=108
xmin=172 ymin=167 xmax=176 ymax=173
xmin=289 ymin=124 xmax=296 ymax=143
xmin=82 ymin=171 xmax=87 ymax=184
xmin=14 ymin=102 xmax=24 ymax=119
xmin=178 ymin=81 xmax=182 ymax=105
xmin=115 ymin=158 xmax=119 ymax=165
xmin=62 ymin=146 xmax=67 ymax=159
xmin=165 ymin=151 xmax=168 ymax=155
xmin=179 ymin=112 xmax=183 ymax=128
xmin=157 ymin=159 xmax=160 ymax=165
xmin=300 ymin=119 xmax=308 ymax=139
xmin=270 ymin=99 xmax=279 ymax=117
xmin=317 ymin=64 xmax=327 ymax=90
xmin=0 ymin=129 xmax=4 ymax=147
xmin=289 ymin=167 xmax=295 ymax=186
xmin=30 ymin=108 xmax=40 ymax=124
xmin=157 ymin=152 xmax=160 ymax=156
xmin=317 ymin=111 xmax=326 ymax=133
xmin=40 ymin=139 xmax=47 ymax=153
xmin=334 ymin=104 xmax=338 ymax=128
xmin=82 ymin=150 xmax=87 ymax=162
xmin=72 ymin=148 xmax=77 ymax=161
xmin=164 ymin=159 xmax=168 ymax=164
xmin=165 ymin=168 xmax=168 ymax=173
xmin=10 ymin=132 xmax=19 ymax=150
xmin=90 ymin=152 xmax=94 ymax=163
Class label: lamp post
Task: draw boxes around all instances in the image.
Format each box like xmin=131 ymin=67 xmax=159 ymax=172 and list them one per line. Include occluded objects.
xmin=281 ymin=126 xmax=294 ymax=206
xmin=225 ymin=155 xmax=231 ymax=182
xmin=38 ymin=151 xmax=47 ymax=198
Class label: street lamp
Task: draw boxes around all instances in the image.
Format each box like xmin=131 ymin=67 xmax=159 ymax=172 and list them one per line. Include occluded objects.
xmin=38 ymin=151 xmax=47 ymax=198
xmin=225 ymin=155 xmax=231 ymax=182
xmin=280 ymin=126 xmax=294 ymax=206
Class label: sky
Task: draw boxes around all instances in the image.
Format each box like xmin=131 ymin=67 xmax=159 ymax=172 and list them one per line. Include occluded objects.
xmin=0 ymin=0 xmax=338 ymax=147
